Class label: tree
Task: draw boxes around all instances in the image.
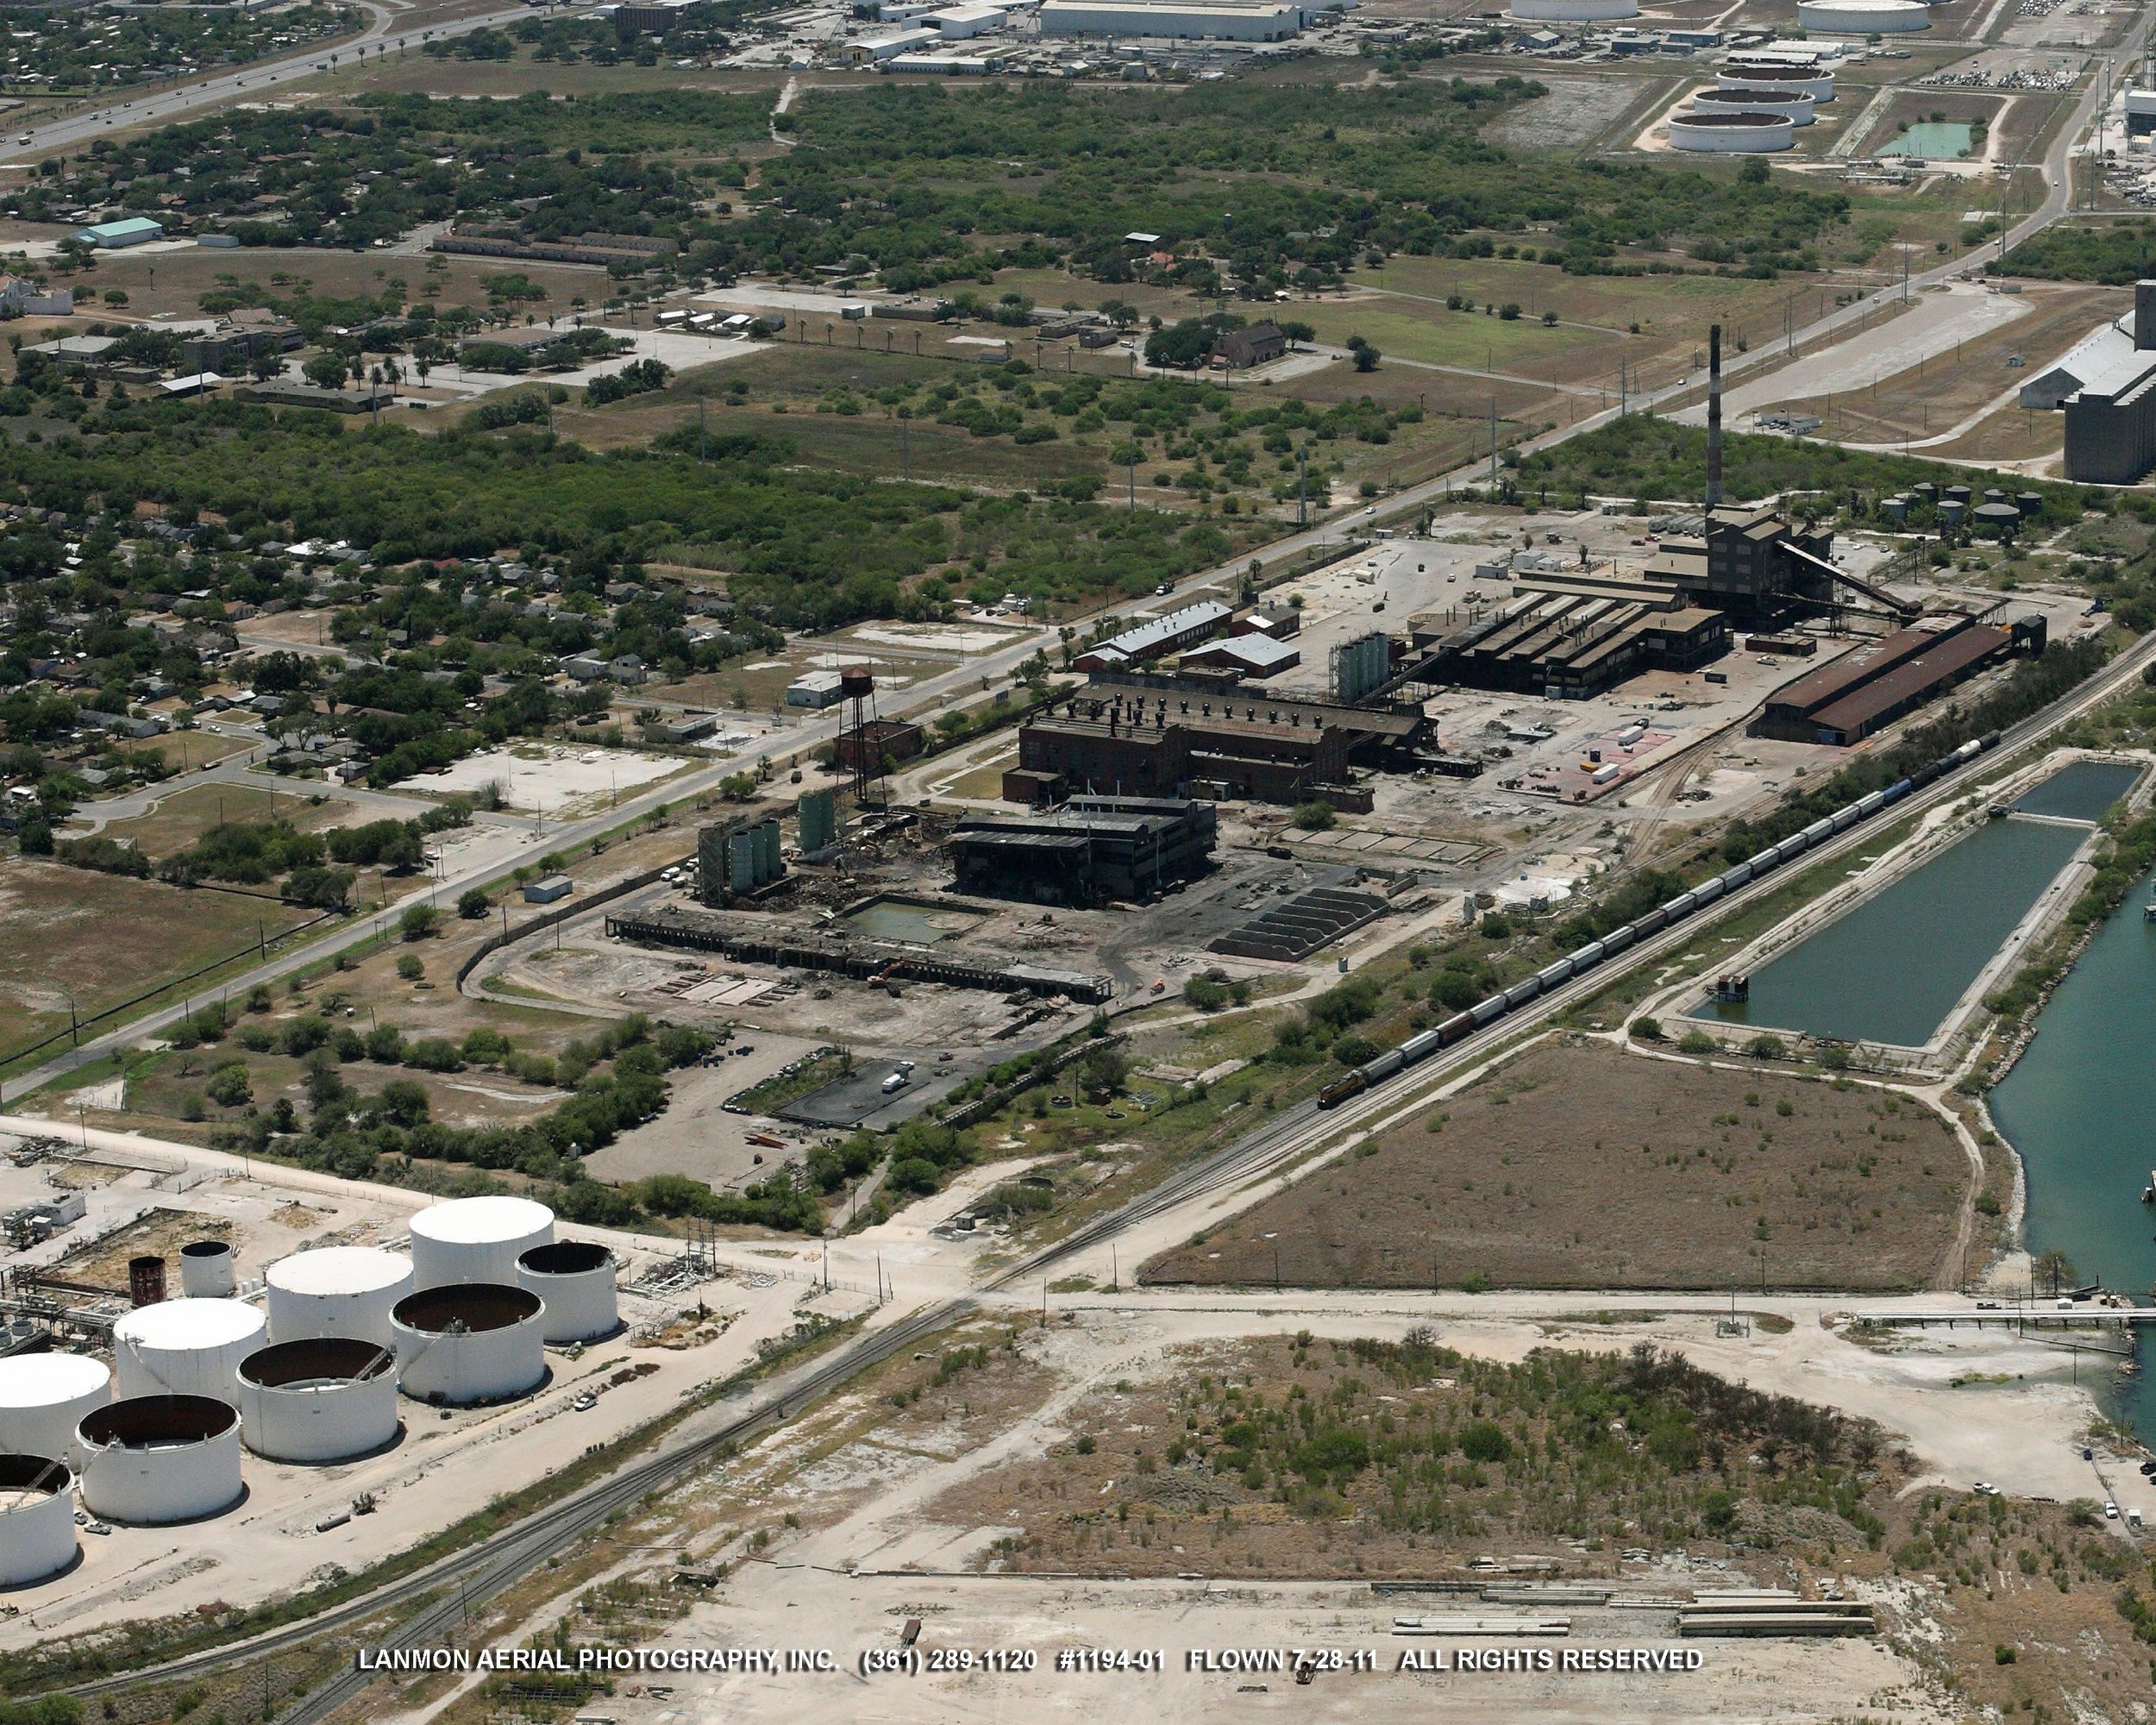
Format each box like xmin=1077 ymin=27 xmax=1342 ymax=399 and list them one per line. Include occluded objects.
xmin=457 ymin=886 xmax=490 ymax=919
xmin=398 ymin=903 xmax=440 ymax=942
xmin=396 ymin=952 xmax=424 ymax=981
xmin=1078 ymin=1043 xmax=1130 ymax=1098
xmin=376 ymin=1077 xmax=430 ymax=1127
xmin=1292 ymin=800 xmax=1336 ymax=831
xmin=303 ymin=350 xmax=348 ymax=391
xmin=282 ymin=865 xmax=354 ymax=910
xmin=1346 ymin=335 xmax=1380 ymax=373
xmin=1144 ymin=317 xmax=1217 ymax=369
xmin=17 ymin=814 xmax=51 ymax=856
xmin=204 ymin=1063 xmax=252 ymax=1108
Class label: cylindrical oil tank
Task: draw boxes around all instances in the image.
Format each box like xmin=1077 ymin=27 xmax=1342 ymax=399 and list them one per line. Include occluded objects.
xmin=266 ymin=1246 xmax=414 ymax=1346
xmin=0 ymin=1353 xmax=111 ymax=1465
xmin=517 ymin=1241 xmax=619 ymax=1344
xmin=237 ymin=1339 xmax=399 ymax=1464
xmin=0 ymin=1453 xmax=78 ymax=1584
xmin=392 ymin=1284 xmax=547 ymax=1405
xmin=408 ymin=1196 xmax=555 ymax=1291
xmin=77 ymin=1396 xmax=243 ymax=1526
xmin=128 ymin=1255 xmax=166 ymax=1308
xmin=1669 ymin=110 xmax=1796 ymax=153
xmin=113 ymin=1297 xmax=267 ymax=1404
xmin=178 ymin=1239 xmax=237 ymax=1299
xmin=1688 ymin=84 xmax=1815 ymax=124
xmin=1797 ymin=0 xmax=1928 ymax=30
xmin=1716 ymin=65 xmax=1834 ymax=102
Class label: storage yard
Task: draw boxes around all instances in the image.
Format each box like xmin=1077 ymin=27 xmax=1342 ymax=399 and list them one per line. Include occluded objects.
xmin=0 ymin=1138 xmax=872 ymax=1627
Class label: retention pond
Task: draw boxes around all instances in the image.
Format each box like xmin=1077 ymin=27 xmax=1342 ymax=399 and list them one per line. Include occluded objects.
xmin=1710 ymin=816 xmax=2087 ymax=1046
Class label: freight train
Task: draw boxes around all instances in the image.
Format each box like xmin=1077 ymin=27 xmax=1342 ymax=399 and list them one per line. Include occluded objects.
xmin=1315 ymin=731 xmax=2001 ymax=1110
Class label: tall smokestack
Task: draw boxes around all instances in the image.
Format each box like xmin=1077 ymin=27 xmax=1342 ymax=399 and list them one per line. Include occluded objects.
xmin=1706 ymin=323 xmax=1724 ymax=513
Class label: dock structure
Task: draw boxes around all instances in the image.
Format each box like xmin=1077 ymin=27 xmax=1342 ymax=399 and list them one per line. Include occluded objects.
xmin=1852 ymin=1308 xmax=2156 ymax=1332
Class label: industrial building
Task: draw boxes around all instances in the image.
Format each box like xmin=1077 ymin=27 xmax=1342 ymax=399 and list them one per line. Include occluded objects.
xmin=2030 ymin=283 xmax=2156 ymax=485
xmin=1038 ymin=0 xmax=1301 ymax=34
xmin=1180 ymin=632 xmax=1300 ymax=680
xmin=836 ymin=718 xmax=924 ymax=773
xmin=1416 ymin=585 xmax=1730 ymax=698
xmin=950 ymin=795 xmax=1217 ymax=905
xmin=1074 ymin=600 xmax=1232 ymax=673
xmin=1756 ymin=613 xmax=2017 ymax=744
xmin=1013 ymin=681 xmax=1430 ymax=806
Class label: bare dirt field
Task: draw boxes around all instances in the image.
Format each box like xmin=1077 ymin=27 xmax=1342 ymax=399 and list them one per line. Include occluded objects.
xmin=0 ymin=859 xmax=317 ymax=1058
xmin=1143 ymin=1042 xmax=1969 ymax=1292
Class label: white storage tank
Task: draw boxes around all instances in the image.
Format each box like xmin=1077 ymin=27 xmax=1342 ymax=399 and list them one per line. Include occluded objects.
xmin=237 ymin=1339 xmax=399 ymax=1464
xmin=1716 ymin=64 xmax=1833 ymax=102
xmin=1669 ymin=109 xmax=1796 ymax=153
xmin=0 ymin=1452 xmax=78 ymax=1584
xmin=77 ymin=1396 xmax=243 ymax=1526
xmin=1688 ymin=85 xmax=1815 ymax=124
xmin=392 ymin=1284 xmax=547 ymax=1405
xmin=178 ymin=1239 xmax=238 ymax=1299
xmin=113 ymin=1297 xmax=267 ymax=1403
xmin=0 ymin=1353 xmax=111 ymax=1465
xmin=266 ymin=1246 xmax=414 ymax=1346
xmin=1797 ymin=0 xmax=1927 ymax=28
xmin=408 ymin=1196 xmax=555 ymax=1291
xmin=517 ymin=1241 xmax=619 ymax=1344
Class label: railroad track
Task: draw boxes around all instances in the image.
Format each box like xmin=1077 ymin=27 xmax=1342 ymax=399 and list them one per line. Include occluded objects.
xmin=58 ymin=628 xmax=2156 ymax=1724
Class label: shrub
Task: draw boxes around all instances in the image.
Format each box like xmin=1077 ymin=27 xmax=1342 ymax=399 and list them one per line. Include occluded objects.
xmin=1292 ymin=800 xmax=1336 ymax=831
xmin=1458 ymin=1421 xmax=1511 ymax=1464
xmin=1632 ymin=1016 xmax=1664 ymax=1041
xmin=1677 ymin=1031 xmax=1716 ymax=1055
xmin=457 ymin=887 xmax=491 ymax=919
xmin=1183 ymin=977 xmax=1229 ymax=1011
xmin=396 ymin=953 xmax=424 ymax=981
xmin=399 ymin=904 xmax=440 ymax=942
xmin=204 ymin=1063 xmax=252 ymax=1108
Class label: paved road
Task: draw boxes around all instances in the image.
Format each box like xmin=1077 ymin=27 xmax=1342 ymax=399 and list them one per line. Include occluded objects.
xmin=10 ymin=0 xmax=578 ymax=157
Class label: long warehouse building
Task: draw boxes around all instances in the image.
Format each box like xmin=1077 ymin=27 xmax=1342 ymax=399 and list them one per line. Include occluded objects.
xmin=1038 ymin=0 xmax=1302 ymax=34
xmin=1755 ymin=613 xmax=2020 ymax=744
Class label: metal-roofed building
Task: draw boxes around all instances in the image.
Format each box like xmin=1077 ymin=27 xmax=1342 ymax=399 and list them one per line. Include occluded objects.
xmin=1040 ymin=0 xmax=1301 ymax=36
xmin=1757 ymin=614 xmax=2013 ymax=744
xmin=84 ymin=216 xmax=163 ymax=249
xmin=1074 ymin=600 xmax=1232 ymax=671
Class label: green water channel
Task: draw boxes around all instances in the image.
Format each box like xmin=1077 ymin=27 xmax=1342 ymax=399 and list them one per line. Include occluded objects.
xmin=1990 ymin=868 xmax=2156 ymax=1439
xmin=843 ymin=900 xmax=982 ymax=944
xmin=1711 ymin=816 xmax=2089 ymax=1047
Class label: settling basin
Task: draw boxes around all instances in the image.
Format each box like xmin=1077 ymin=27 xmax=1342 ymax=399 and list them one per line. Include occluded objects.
xmin=2012 ymin=759 xmax=2140 ymax=823
xmin=1712 ymin=816 xmax=2088 ymax=1046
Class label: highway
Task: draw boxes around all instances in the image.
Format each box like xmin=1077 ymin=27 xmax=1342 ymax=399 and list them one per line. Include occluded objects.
xmin=9 ymin=0 xmax=568 ymax=158
xmin=13 ymin=24 xmax=2153 ymax=1722
xmin=47 ymin=599 xmax=2156 ymax=1724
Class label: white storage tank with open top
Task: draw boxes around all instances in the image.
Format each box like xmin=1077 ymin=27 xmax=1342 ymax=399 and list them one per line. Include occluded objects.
xmin=0 ymin=1452 xmax=78 ymax=1584
xmin=517 ymin=1241 xmax=619 ymax=1343
xmin=266 ymin=1246 xmax=414 ymax=1346
xmin=392 ymin=1284 xmax=547 ymax=1405
xmin=0 ymin=1353 xmax=112 ymax=1465
xmin=178 ymin=1239 xmax=238 ymax=1299
xmin=238 ymin=1339 xmax=399 ymax=1463
xmin=112 ymin=1298 xmax=266 ymax=1403
xmin=76 ymin=1396 xmax=243 ymax=1525
xmin=408 ymin=1196 xmax=555 ymax=1290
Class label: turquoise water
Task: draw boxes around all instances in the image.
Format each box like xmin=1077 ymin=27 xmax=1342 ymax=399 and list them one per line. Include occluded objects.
xmin=844 ymin=900 xmax=981 ymax=944
xmin=2014 ymin=760 xmax=2140 ymax=822
xmin=1990 ymin=869 xmax=2156 ymax=1437
xmin=1711 ymin=818 xmax=2088 ymax=1046
xmin=1882 ymin=122 xmax=1974 ymax=160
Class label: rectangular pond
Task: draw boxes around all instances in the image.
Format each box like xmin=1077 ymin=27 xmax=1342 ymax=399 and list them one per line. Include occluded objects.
xmin=843 ymin=897 xmax=987 ymax=944
xmin=1710 ymin=815 xmax=2087 ymax=1046
xmin=1880 ymin=122 xmax=1973 ymax=160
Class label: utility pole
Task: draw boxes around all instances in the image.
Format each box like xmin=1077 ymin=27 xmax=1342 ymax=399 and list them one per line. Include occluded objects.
xmin=1488 ymin=396 xmax=1499 ymax=488
xmin=1295 ymin=445 xmax=1307 ymax=527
